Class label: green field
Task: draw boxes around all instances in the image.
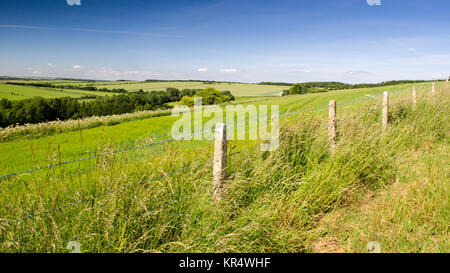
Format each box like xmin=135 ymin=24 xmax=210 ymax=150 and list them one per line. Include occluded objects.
xmin=0 ymin=82 xmax=447 ymax=253
xmin=88 ymin=81 xmax=290 ymax=96
xmin=1 ymin=80 xmax=290 ymax=99
xmin=0 ymin=82 xmax=120 ymax=100
xmin=0 ymin=82 xmax=433 ymax=174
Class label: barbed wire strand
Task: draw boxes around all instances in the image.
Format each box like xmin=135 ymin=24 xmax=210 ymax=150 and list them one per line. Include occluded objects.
xmin=0 ymin=138 xmax=175 ymax=180
xmin=0 ymin=85 xmax=421 ymax=180
xmin=1 ymin=84 xmax=429 ymax=224
xmin=4 ymin=140 xmax=267 ymax=225
xmin=3 ymin=158 xmax=213 ymax=225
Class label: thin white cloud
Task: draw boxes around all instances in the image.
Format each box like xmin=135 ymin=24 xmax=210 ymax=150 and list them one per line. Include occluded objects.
xmin=72 ymin=65 xmax=84 ymax=70
xmin=220 ymin=68 xmax=238 ymax=73
xmin=0 ymin=24 xmax=180 ymax=38
xmin=346 ymin=70 xmax=372 ymax=75
xmin=286 ymin=69 xmax=313 ymax=74
xmin=431 ymin=74 xmax=444 ymax=79
xmin=0 ymin=24 xmax=53 ymax=30
xmin=48 ymin=63 xmax=56 ymax=68
xmin=85 ymin=67 xmax=160 ymax=80
xmin=71 ymin=28 xmax=182 ymax=38
xmin=31 ymin=70 xmax=42 ymax=75
xmin=197 ymin=68 xmax=208 ymax=72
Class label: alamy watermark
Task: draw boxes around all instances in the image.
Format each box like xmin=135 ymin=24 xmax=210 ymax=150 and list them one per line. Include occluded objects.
xmin=67 ymin=0 xmax=81 ymax=6
xmin=367 ymin=241 xmax=381 ymax=253
xmin=366 ymin=0 xmax=381 ymax=6
xmin=171 ymin=98 xmax=280 ymax=151
xmin=66 ymin=241 xmax=81 ymax=253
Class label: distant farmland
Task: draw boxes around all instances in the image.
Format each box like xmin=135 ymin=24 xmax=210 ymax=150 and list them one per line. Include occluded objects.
xmin=0 ymin=82 xmax=119 ymax=100
xmin=87 ymin=81 xmax=290 ymax=97
xmin=1 ymin=80 xmax=291 ymax=98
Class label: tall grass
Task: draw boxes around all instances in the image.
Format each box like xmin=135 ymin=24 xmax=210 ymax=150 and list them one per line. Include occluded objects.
xmin=0 ymin=109 xmax=173 ymax=142
xmin=0 ymin=86 xmax=447 ymax=252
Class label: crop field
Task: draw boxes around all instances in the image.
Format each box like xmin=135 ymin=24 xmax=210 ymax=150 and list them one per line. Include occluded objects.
xmin=0 ymin=82 xmax=432 ymax=174
xmin=1 ymin=80 xmax=290 ymax=99
xmin=0 ymin=82 xmax=120 ymax=100
xmin=0 ymin=81 xmax=448 ymax=253
xmin=87 ymin=81 xmax=291 ymax=96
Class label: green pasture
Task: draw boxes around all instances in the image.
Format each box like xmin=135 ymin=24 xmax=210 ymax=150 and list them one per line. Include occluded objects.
xmin=0 ymin=83 xmax=121 ymax=100
xmin=0 ymin=82 xmax=434 ymax=176
xmin=1 ymin=80 xmax=290 ymax=99
xmin=88 ymin=81 xmax=290 ymax=96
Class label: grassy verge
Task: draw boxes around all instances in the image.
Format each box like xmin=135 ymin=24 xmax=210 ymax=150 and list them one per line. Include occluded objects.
xmin=310 ymin=132 xmax=449 ymax=253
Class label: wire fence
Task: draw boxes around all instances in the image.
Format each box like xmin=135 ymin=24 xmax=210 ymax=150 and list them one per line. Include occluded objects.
xmin=0 ymin=82 xmax=439 ymax=230
xmin=3 ymin=157 xmax=212 ymax=224
xmin=0 ymin=138 xmax=175 ymax=180
xmin=3 ymin=142 xmax=262 ymax=225
xmin=0 ymin=84 xmax=418 ymax=181
xmin=0 ymin=81 xmax=445 ymax=258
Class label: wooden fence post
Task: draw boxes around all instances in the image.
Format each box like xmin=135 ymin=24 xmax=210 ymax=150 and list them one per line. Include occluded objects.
xmin=382 ymin=91 xmax=389 ymax=131
xmin=328 ymin=100 xmax=337 ymax=153
xmin=432 ymin=82 xmax=436 ymax=97
xmin=412 ymin=86 xmax=417 ymax=110
xmin=213 ymin=123 xmax=227 ymax=200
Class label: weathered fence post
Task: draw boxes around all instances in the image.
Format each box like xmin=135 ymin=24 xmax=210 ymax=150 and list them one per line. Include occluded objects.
xmin=382 ymin=91 xmax=389 ymax=131
xmin=412 ymin=86 xmax=417 ymax=110
xmin=213 ymin=123 xmax=227 ymax=200
xmin=432 ymin=82 xmax=436 ymax=97
xmin=328 ymin=100 xmax=337 ymax=153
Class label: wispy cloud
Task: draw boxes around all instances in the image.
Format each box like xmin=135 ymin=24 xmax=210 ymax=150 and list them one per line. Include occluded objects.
xmin=0 ymin=24 xmax=54 ymax=30
xmin=287 ymin=69 xmax=313 ymax=74
xmin=0 ymin=24 xmax=180 ymax=38
xmin=71 ymin=28 xmax=182 ymax=38
xmin=346 ymin=70 xmax=372 ymax=76
xmin=220 ymin=68 xmax=239 ymax=73
xmin=85 ymin=67 xmax=160 ymax=80
xmin=197 ymin=68 xmax=208 ymax=72
xmin=431 ymin=74 xmax=444 ymax=79
xmin=48 ymin=63 xmax=56 ymax=68
xmin=72 ymin=65 xmax=84 ymax=70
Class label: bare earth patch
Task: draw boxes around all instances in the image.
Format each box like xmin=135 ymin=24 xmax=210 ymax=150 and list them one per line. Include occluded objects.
xmin=313 ymin=237 xmax=344 ymax=253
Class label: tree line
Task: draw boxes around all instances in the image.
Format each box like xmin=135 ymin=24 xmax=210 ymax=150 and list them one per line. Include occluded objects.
xmin=178 ymin=88 xmax=235 ymax=106
xmin=6 ymin=82 xmax=127 ymax=93
xmin=0 ymin=88 xmax=204 ymax=127
xmin=281 ymin=80 xmax=435 ymax=96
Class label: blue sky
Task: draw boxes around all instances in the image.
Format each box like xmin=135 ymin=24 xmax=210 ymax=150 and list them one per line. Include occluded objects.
xmin=0 ymin=0 xmax=449 ymax=83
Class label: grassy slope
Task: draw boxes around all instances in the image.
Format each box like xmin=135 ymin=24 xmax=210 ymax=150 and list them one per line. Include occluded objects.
xmin=0 ymin=82 xmax=431 ymax=175
xmin=0 ymin=82 xmax=447 ymax=252
xmin=0 ymin=82 xmax=120 ymax=100
xmin=0 ymin=79 xmax=289 ymax=102
xmin=311 ymin=131 xmax=449 ymax=253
